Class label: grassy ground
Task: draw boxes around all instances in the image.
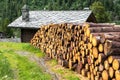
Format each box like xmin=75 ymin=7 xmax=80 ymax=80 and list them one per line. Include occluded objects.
xmin=0 ymin=42 xmax=87 ymax=80
xmin=46 ymin=59 xmax=80 ymax=80
xmin=0 ymin=42 xmax=51 ymax=80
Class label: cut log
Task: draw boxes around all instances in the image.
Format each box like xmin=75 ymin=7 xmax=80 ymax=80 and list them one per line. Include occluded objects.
xmin=99 ymin=64 xmax=104 ymax=72
xmin=103 ymin=40 xmax=120 ymax=55
xmin=112 ymin=59 xmax=120 ymax=70
xmin=69 ymin=59 xmax=72 ymax=69
xmin=93 ymin=68 xmax=97 ymax=75
xmin=90 ymin=26 xmax=120 ymax=33
xmin=98 ymin=44 xmax=104 ymax=52
xmin=95 ymin=66 xmax=98 ymax=72
xmin=109 ymin=67 xmax=114 ymax=78
xmin=87 ymin=72 xmax=91 ymax=79
xmin=61 ymin=60 xmax=69 ymax=68
xmin=87 ymin=56 xmax=93 ymax=65
xmin=86 ymin=28 xmax=91 ymax=37
xmin=106 ymin=40 xmax=120 ymax=48
xmin=92 ymin=47 xmax=98 ymax=59
xmin=90 ymin=65 xmax=93 ymax=73
xmin=101 ymin=34 xmax=120 ymax=42
xmin=76 ymin=61 xmax=83 ymax=73
xmin=92 ymin=36 xmax=100 ymax=47
xmin=102 ymin=70 xmax=109 ymax=80
xmin=108 ymin=56 xmax=120 ymax=64
xmin=104 ymin=60 xmax=109 ymax=70
xmin=85 ymin=63 xmax=89 ymax=71
xmin=105 ymin=48 xmax=120 ymax=56
xmin=95 ymin=76 xmax=99 ymax=80
xmin=87 ymin=42 xmax=92 ymax=50
xmin=98 ymin=53 xmax=106 ymax=63
xmin=115 ymin=70 xmax=120 ymax=80
xmin=100 ymin=34 xmax=106 ymax=44
xmin=82 ymin=57 xmax=88 ymax=64
xmin=92 ymin=32 xmax=120 ymax=37
xmin=89 ymin=23 xmax=115 ymax=27
xmin=96 ymin=59 xmax=99 ymax=66
xmin=91 ymin=73 xmax=94 ymax=80
xmin=81 ymin=69 xmax=87 ymax=77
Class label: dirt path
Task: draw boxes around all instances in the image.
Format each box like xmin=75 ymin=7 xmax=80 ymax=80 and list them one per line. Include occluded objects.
xmin=16 ymin=51 xmax=60 ymax=80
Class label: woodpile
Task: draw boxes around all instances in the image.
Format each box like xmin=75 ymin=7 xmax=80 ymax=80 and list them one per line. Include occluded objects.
xmin=31 ymin=22 xmax=120 ymax=80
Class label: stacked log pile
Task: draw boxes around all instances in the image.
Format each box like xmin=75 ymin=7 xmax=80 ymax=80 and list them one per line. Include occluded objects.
xmin=31 ymin=23 xmax=120 ymax=80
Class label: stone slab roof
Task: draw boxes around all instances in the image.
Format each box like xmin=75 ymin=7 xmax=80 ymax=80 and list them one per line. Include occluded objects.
xmin=8 ymin=10 xmax=93 ymax=29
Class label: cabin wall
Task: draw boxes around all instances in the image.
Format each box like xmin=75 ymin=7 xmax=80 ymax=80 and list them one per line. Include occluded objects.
xmin=21 ymin=28 xmax=38 ymax=42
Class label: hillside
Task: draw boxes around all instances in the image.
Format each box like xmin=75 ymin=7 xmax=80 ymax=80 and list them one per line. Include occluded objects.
xmin=0 ymin=0 xmax=120 ymax=37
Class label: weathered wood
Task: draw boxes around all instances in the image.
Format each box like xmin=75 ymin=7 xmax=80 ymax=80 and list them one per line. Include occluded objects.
xmin=90 ymin=26 xmax=120 ymax=33
xmin=101 ymin=34 xmax=120 ymax=42
xmin=106 ymin=40 xmax=120 ymax=48
xmin=103 ymin=40 xmax=120 ymax=55
xmin=89 ymin=23 xmax=115 ymax=27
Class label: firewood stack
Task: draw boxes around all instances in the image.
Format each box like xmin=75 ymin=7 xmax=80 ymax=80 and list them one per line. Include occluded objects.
xmin=31 ymin=22 xmax=120 ymax=80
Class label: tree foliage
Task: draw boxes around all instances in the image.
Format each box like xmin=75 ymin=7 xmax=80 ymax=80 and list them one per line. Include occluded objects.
xmin=0 ymin=0 xmax=119 ymax=37
xmin=90 ymin=1 xmax=111 ymax=22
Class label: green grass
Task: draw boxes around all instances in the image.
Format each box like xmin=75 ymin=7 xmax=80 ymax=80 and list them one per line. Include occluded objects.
xmin=0 ymin=42 xmax=51 ymax=80
xmin=0 ymin=53 xmax=14 ymax=80
xmin=47 ymin=59 xmax=80 ymax=80
xmin=0 ymin=42 xmax=44 ymax=57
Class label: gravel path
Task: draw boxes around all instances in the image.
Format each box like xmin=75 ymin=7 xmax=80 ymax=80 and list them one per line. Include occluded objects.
xmin=16 ymin=51 xmax=60 ymax=80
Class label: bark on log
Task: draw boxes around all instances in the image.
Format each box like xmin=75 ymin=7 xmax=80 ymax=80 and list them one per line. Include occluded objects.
xmin=90 ymin=26 xmax=120 ymax=33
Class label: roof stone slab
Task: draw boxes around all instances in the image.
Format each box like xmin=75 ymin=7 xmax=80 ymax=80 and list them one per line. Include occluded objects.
xmin=8 ymin=10 xmax=92 ymax=29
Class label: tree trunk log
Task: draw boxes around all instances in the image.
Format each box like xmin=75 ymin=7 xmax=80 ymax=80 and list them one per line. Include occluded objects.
xmin=112 ymin=59 xmax=120 ymax=70
xmin=115 ymin=70 xmax=120 ymax=80
xmin=109 ymin=67 xmax=114 ymax=78
xmin=104 ymin=60 xmax=109 ymax=70
xmin=102 ymin=70 xmax=109 ymax=80
xmin=92 ymin=47 xmax=98 ymax=59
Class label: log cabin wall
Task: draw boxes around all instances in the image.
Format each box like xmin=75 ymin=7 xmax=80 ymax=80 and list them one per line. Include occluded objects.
xmin=21 ymin=28 xmax=38 ymax=42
